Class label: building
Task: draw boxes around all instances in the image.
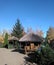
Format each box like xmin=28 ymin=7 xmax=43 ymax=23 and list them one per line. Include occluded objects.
xmin=19 ymin=33 xmax=43 ymax=53
xmin=8 ymin=36 xmax=19 ymax=48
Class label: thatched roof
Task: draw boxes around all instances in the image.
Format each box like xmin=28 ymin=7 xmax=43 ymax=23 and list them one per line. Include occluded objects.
xmin=19 ymin=33 xmax=43 ymax=42
xmin=8 ymin=36 xmax=19 ymax=41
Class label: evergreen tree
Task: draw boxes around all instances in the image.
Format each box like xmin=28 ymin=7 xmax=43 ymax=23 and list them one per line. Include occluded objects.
xmin=4 ymin=33 xmax=9 ymax=48
xmin=11 ymin=19 xmax=24 ymax=39
xmin=28 ymin=43 xmax=54 ymax=65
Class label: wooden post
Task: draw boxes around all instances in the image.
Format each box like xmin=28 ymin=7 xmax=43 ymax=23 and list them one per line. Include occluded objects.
xmin=30 ymin=43 xmax=34 ymax=51
xmin=24 ymin=46 xmax=27 ymax=54
xmin=24 ymin=42 xmax=27 ymax=54
xmin=20 ymin=42 xmax=21 ymax=49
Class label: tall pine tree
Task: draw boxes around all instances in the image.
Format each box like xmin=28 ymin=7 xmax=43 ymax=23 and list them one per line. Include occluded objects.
xmin=11 ymin=19 xmax=24 ymax=39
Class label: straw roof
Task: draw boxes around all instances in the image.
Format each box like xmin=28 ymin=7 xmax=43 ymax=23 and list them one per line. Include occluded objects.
xmin=19 ymin=33 xmax=43 ymax=42
xmin=8 ymin=36 xmax=19 ymax=41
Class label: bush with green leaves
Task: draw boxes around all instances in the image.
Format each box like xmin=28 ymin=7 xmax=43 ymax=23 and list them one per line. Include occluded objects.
xmin=35 ymin=44 xmax=54 ymax=65
xmin=28 ymin=43 xmax=54 ymax=65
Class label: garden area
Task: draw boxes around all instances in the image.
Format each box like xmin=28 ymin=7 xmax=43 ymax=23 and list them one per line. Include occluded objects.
xmin=0 ymin=19 xmax=54 ymax=65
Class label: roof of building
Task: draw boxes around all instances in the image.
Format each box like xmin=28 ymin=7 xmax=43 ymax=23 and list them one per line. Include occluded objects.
xmin=19 ymin=33 xmax=43 ymax=42
xmin=8 ymin=36 xmax=19 ymax=41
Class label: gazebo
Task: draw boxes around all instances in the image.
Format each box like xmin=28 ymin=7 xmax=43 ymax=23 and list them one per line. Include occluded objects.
xmin=19 ymin=33 xmax=43 ymax=53
xmin=8 ymin=36 xmax=19 ymax=48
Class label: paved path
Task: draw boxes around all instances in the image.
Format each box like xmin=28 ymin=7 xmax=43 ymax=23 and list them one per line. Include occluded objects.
xmin=0 ymin=48 xmax=26 ymax=65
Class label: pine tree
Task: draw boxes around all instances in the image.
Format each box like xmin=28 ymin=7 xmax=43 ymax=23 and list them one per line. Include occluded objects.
xmin=11 ymin=19 xmax=24 ymax=39
xmin=4 ymin=33 xmax=9 ymax=48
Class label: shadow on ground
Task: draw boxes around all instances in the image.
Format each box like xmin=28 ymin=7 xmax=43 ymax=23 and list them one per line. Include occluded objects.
xmin=24 ymin=56 xmax=37 ymax=65
xmin=11 ymin=49 xmax=25 ymax=54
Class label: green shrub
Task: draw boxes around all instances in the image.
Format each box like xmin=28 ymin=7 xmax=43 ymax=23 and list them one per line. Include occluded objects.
xmin=28 ymin=43 xmax=54 ymax=65
xmin=35 ymin=44 xmax=54 ymax=65
xmin=3 ymin=33 xmax=9 ymax=48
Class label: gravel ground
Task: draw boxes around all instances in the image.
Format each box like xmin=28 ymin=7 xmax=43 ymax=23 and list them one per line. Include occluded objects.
xmin=0 ymin=48 xmax=26 ymax=65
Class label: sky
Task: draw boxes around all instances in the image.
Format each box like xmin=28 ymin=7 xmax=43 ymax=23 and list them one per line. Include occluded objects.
xmin=0 ymin=0 xmax=54 ymax=37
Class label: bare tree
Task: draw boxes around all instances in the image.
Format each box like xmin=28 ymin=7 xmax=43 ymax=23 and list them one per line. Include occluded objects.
xmin=27 ymin=27 xmax=34 ymax=33
xmin=35 ymin=29 xmax=43 ymax=37
xmin=46 ymin=27 xmax=54 ymax=42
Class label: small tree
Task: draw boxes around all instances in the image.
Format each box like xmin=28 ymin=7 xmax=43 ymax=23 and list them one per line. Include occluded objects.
xmin=46 ymin=27 xmax=54 ymax=49
xmin=28 ymin=43 xmax=54 ymax=65
xmin=4 ymin=33 xmax=9 ymax=48
xmin=39 ymin=44 xmax=54 ymax=65
xmin=11 ymin=19 xmax=24 ymax=39
xmin=46 ymin=27 xmax=54 ymax=42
